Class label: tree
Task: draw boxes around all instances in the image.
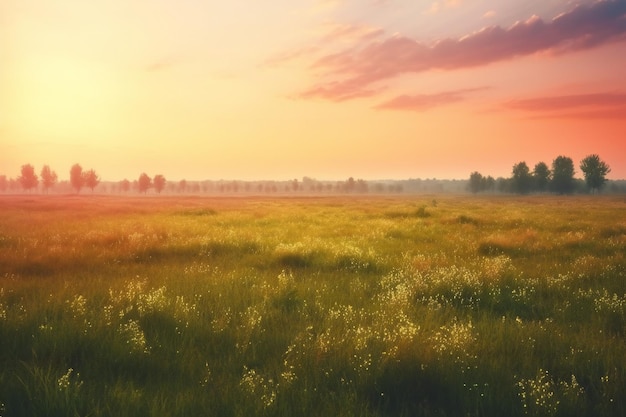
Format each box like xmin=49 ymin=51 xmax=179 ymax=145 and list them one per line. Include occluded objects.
xmin=345 ymin=177 xmax=356 ymax=193
xmin=83 ymin=169 xmax=100 ymax=192
xmin=580 ymin=154 xmax=611 ymax=193
xmin=550 ymin=156 xmax=576 ymax=194
xmin=511 ymin=162 xmax=532 ymax=194
xmin=532 ymin=162 xmax=551 ymax=193
xmin=40 ymin=165 xmax=58 ymax=194
xmin=0 ymin=175 xmax=7 ymax=193
xmin=178 ymin=179 xmax=187 ymax=193
xmin=468 ymin=172 xmax=484 ymax=193
xmin=70 ymin=164 xmax=85 ymax=193
xmin=138 ymin=173 xmax=152 ymax=194
xmin=118 ymin=179 xmax=130 ymax=193
xmin=18 ymin=164 xmax=39 ymax=192
xmin=153 ymin=174 xmax=166 ymax=194
xmin=484 ymin=175 xmax=495 ymax=192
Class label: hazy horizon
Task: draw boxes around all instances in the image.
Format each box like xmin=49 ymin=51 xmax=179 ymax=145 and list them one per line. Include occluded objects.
xmin=3 ymin=0 xmax=626 ymax=181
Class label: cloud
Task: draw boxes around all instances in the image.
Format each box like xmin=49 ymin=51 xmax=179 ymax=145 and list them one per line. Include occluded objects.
xmin=376 ymin=87 xmax=488 ymax=111
xmin=504 ymin=92 xmax=626 ymax=119
xmin=265 ymin=22 xmax=383 ymax=68
xmin=482 ymin=10 xmax=496 ymax=19
xmin=298 ymin=81 xmax=382 ymax=102
xmin=425 ymin=0 xmax=463 ymax=15
xmin=299 ymin=0 xmax=626 ymax=102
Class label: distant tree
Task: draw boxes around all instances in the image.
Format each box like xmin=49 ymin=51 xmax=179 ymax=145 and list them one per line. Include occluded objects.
xmin=580 ymin=154 xmax=611 ymax=193
xmin=138 ymin=173 xmax=152 ymax=194
xmin=484 ymin=175 xmax=495 ymax=191
xmin=346 ymin=177 xmax=356 ymax=193
xmin=83 ymin=169 xmax=100 ymax=192
xmin=40 ymin=165 xmax=58 ymax=194
xmin=469 ymin=172 xmax=484 ymax=193
xmin=19 ymin=164 xmax=39 ymax=192
xmin=70 ymin=164 xmax=85 ymax=193
xmin=496 ymin=177 xmax=511 ymax=193
xmin=550 ymin=156 xmax=576 ymax=194
xmin=120 ymin=179 xmax=131 ymax=193
xmin=356 ymin=179 xmax=368 ymax=193
xmin=532 ymin=162 xmax=551 ymax=193
xmin=178 ymin=179 xmax=187 ymax=193
xmin=0 ymin=175 xmax=7 ymax=192
xmin=511 ymin=162 xmax=532 ymax=194
xmin=153 ymin=174 xmax=166 ymax=194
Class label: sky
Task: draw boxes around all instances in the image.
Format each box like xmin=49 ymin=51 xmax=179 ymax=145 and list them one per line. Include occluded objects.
xmin=2 ymin=0 xmax=626 ymax=181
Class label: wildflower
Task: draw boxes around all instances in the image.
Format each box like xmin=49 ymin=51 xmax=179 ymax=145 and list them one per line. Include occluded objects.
xmin=119 ymin=319 xmax=149 ymax=353
xmin=57 ymin=368 xmax=83 ymax=392
xmin=517 ymin=369 xmax=559 ymax=416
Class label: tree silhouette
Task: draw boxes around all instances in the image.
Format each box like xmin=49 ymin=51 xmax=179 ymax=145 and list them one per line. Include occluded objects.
xmin=345 ymin=177 xmax=356 ymax=193
xmin=138 ymin=173 xmax=152 ymax=194
xmin=580 ymin=154 xmax=611 ymax=193
xmin=19 ymin=164 xmax=38 ymax=192
xmin=178 ymin=179 xmax=187 ymax=193
xmin=70 ymin=164 xmax=85 ymax=193
xmin=532 ymin=162 xmax=551 ymax=193
xmin=550 ymin=156 xmax=576 ymax=194
xmin=511 ymin=162 xmax=532 ymax=194
xmin=153 ymin=175 xmax=166 ymax=194
xmin=83 ymin=169 xmax=100 ymax=192
xmin=356 ymin=179 xmax=368 ymax=193
xmin=468 ymin=172 xmax=484 ymax=193
xmin=40 ymin=165 xmax=58 ymax=194
xmin=120 ymin=179 xmax=131 ymax=193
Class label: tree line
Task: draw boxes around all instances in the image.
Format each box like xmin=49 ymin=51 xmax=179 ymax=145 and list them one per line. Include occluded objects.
xmin=0 ymin=155 xmax=618 ymax=195
xmin=469 ymin=154 xmax=611 ymax=195
xmin=7 ymin=163 xmax=101 ymax=194
xmin=1 ymin=164 xmax=170 ymax=195
xmin=2 ymin=164 xmax=389 ymax=195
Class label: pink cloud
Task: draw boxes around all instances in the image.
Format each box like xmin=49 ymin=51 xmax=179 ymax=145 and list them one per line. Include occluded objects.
xmin=265 ymin=23 xmax=383 ymax=68
xmin=299 ymin=0 xmax=626 ymax=101
xmin=504 ymin=92 xmax=626 ymax=119
xmin=376 ymin=87 xmax=488 ymax=111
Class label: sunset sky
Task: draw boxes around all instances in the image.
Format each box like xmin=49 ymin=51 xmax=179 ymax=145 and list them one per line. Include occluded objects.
xmin=2 ymin=0 xmax=626 ymax=181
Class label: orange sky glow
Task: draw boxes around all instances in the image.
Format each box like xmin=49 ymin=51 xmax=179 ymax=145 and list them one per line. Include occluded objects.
xmin=2 ymin=0 xmax=625 ymax=181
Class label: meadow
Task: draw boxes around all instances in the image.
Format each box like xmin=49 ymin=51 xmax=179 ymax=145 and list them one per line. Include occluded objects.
xmin=0 ymin=194 xmax=625 ymax=417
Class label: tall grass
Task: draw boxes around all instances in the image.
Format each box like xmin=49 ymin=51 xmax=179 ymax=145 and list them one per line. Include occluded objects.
xmin=0 ymin=194 xmax=625 ymax=416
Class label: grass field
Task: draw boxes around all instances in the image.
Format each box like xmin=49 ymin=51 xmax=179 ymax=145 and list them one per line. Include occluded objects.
xmin=1 ymin=194 xmax=625 ymax=417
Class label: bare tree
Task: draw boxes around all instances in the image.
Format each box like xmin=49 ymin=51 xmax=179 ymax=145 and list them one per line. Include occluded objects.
xmin=40 ymin=165 xmax=58 ymax=194
xmin=18 ymin=164 xmax=38 ymax=192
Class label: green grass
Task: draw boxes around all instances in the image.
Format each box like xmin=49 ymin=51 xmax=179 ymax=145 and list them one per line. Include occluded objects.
xmin=0 ymin=194 xmax=625 ymax=416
